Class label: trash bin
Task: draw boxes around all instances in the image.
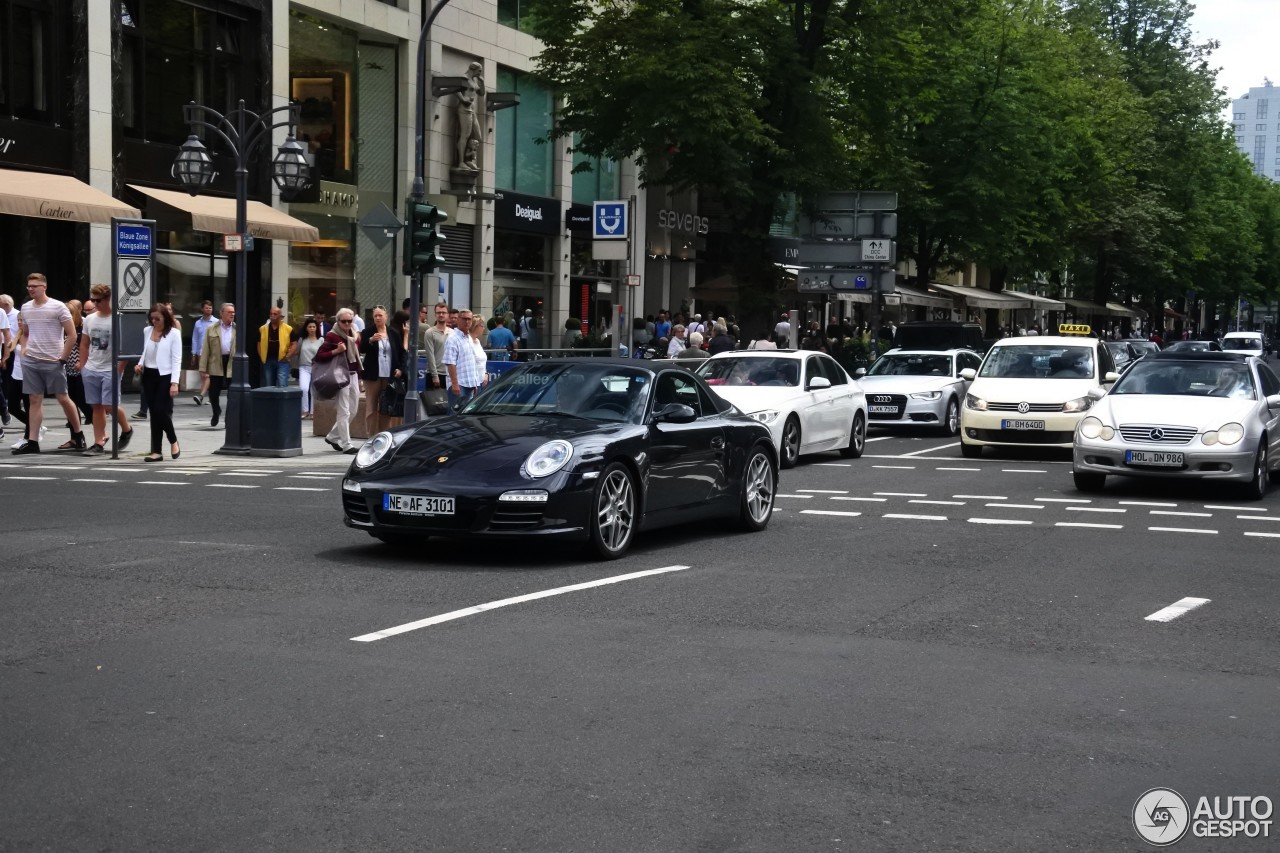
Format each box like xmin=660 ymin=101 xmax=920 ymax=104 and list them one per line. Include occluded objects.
xmin=249 ymin=386 xmax=303 ymax=457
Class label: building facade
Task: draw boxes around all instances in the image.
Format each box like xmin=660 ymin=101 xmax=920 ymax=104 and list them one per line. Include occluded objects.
xmin=1231 ymin=79 xmax=1279 ymax=183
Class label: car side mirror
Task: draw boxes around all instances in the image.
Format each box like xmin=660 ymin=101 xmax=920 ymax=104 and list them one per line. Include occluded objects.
xmin=1103 ymin=372 xmax=1120 ymax=383
xmin=960 ymin=368 xmax=976 ymax=381
xmin=807 ymin=376 xmax=832 ymax=391
xmin=652 ymin=402 xmax=697 ymax=424
xmin=854 ymin=367 xmax=867 ymax=378
xmin=1087 ymin=386 xmax=1107 ymax=401
xmin=1267 ymin=394 xmax=1280 ymax=409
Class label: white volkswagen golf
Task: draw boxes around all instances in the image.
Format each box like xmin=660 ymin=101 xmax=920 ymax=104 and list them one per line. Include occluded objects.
xmin=959 ymin=326 xmax=1120 ymax=457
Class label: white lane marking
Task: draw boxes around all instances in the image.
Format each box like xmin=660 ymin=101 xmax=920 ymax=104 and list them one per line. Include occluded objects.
xmin=352 ymin=564 xmax=693 ymax=642
xmin=231 ymin=469 xmax=283 ymax=474
xmin=884 ymin=513 xmax=947 ymax=521
xmin=1147 ymin=526 xmax=1217 ymax=535
xmin=955 ymin=494 xmax=1006 ymax=500
xmin=1056 ymin=522 xmax=1124 ymax=530
xmin=207 ymin=483 xmax=259 ymax=489
xmin=990 ymin=503 xmax=1044 ymax=510
xmin=291 ymin=474 xmax=339 ymax=480
xmin=1001 ymin=469 xmax=1046 ymax=473
xmin=27 ymin=464 xmax=85 ymax=470
xmin=801 ymin=510 xmax=863 ymax=518
xmin=70 ymin=478 xmax=118 ymax=483
xmin=1067 ymin=506 xmax=1125 ymax=513
xmin=814 ymin=463 xmax=851 ymax=467
xmin=875 ymin=492 xmax=927 ymax=497
xmin=797 ymin=489 xmax=849 ymax=494
xmin=1238 ymin=515 xmax=1280 ymax=522
xmin=1035 ymin=497 xmax=1091 ymax=503
xmin=936 ymin=467 xmax=982 ymax=472
xmin=4 ymin=476 xmax=56 ymax=480
xmin=776 ymin=494 xmax=814 ymax=499
xmin=899 ymin=442 xmax=961 ymax=457
xmin=873 ymin=465 xmax=916 ymax=470
xmin=138 ymin=481 xmax=188 ymax=486
xmin=1204 ymin=504 xmax=1266 ymax=512
xmin=1119 ymin=501 xmax=1177 ymax=507
xmin=908 ymin=499 xmax=965 ymax=506
xmin=96 ymin=467 xmax=144 ymax=472
xmin=1150 ymin=510 xmax=1212 ymax=518
xmin=275 ymin=486 xmax=328 ymax=492
xmin=1145 ymin=597 xmax=1210 ymax=622
xmin=1244 ymin=531 xmax=1280 ymax=538
xmin=832 ymin=496 xmax=886 ymax=502
xmin=221 ymin=472 xmax=270 ymax=478
xmin=967 ymin=518 xmax=1034 ymax=525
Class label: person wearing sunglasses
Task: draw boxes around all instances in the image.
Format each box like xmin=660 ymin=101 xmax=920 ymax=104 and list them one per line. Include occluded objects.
xmin=314 ymin=307 xmax=363 ymax=453
xmin=133 ymin=303 xmax=182 ymax=461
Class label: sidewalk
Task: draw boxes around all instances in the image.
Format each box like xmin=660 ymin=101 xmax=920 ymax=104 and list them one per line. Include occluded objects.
xmin=0 ymin=395 xmax=355 ymax=470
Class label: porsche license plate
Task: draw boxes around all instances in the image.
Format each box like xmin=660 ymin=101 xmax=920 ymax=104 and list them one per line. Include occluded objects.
xmin=1125 ymin=450 xmax=1184 ymax=467
xmin=383 ymin=493 xmax=455 ymax=516
xmin=1001 ymin=419 xmax=1045 ymax=430
xmin=869 ymin=405 xmax=899 ymax=414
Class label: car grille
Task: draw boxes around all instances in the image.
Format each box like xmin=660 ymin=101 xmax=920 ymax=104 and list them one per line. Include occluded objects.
xmin=972 ymin=428 xmax=1074 ymax=444
xmin=987 ymin=402 xmax=1063 ymax=412
xmin=343 ymin=493 xmax=372 ymax=524
xmin=488 ymin=508 xmax=546 ymax=531
xmin=1118 ymin=424 xmax=1197 ymax=445
xmin=868 ymin=394 xmax=907 ymax=420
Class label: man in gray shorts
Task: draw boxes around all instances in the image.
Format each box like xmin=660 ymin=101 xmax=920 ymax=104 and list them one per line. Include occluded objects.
xmin=76 ymin=283 xmax=134 ymax=455
xmin=13 ymin=272 xmax=85 ymax=454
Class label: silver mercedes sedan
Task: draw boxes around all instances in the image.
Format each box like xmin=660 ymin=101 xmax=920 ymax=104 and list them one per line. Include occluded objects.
xmin=855 ymin=348 xmax=982 ymax=436
xmin=1072 ymin=351 xmax=1280 ymax=499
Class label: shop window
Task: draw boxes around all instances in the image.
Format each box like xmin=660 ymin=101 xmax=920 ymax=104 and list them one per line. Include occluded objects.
xmin=1 ymin=0 xmax=69 ymax=123
xmin=494 ymin=230 xmax=547 ymax=273
xmin=494 ymin=69 xmax=554 ymax=197
xmin=497 ymin=0 xmax=534 ymax=33
xmin=289 ymin=13 xmax=359 ymax=184
xmin=571 ymin=136 xmax=621 ymax=205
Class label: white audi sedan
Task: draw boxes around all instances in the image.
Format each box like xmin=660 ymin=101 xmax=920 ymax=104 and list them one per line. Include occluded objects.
xmin=695 ymin=350 xmax=867 ymax=467
xmin=854 ymin=348 xmax=982 ymax=435
xmin=1072 ymin=351 xmax=1280 ymax=499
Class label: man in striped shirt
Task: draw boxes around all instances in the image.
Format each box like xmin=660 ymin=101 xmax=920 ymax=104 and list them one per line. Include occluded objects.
xmin=443 ymin=308 xmax=481 ymax=413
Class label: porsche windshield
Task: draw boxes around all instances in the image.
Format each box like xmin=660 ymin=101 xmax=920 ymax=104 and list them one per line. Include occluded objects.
xmin=866 ymin=354 xmax=953 ymax=377
xmin=979 ymin=345 xmax=1095 ymax=379
xmin=1111 ymin=360 xmax=1256 ymax=399
xmin=696 ymin=357 xmax=800 ymax=387
xmin=461 ymin=363 xmax=653 ymax=422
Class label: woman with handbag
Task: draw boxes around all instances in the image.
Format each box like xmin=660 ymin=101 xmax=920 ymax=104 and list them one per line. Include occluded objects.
xmin=314 ymin=308 xmax=362 ymax=454
xmin=380 ymin=309 xmax=410 ymax=427
xmin=359 ymin=306 xmax=395 ymax=437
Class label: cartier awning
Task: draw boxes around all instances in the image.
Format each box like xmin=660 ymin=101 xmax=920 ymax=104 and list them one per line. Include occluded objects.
xmin=926 ymin=282 xmax=1031 ymax=311
xmin=128 ymin=184 xmax=320 ymax=243
xmin=0 ymin=167 xmax=140 ymax=224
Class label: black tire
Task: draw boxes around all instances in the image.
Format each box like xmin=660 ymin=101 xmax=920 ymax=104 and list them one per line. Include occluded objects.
xmin=588 ymin=463 xmax=637 ymax=560
xmin=941 ymin=397 xmax=960 ymax=437
xmin=960 ymin=441 xmax=983 ymax=459
xmin=738 ymin=444 xmax=776 ymax=531
xmin=840 ymin=411 xmax=867 ymax=458
xmin=1073 ymin=470 xmax=1106 ymax=493
xmin=780 ymin=416 xmax=801 ymax=469
xmin=1243 ymin=442 xmax=1268 ymax=501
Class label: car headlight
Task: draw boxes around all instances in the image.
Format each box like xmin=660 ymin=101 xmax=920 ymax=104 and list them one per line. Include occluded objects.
xmin=523 ymin=439 xmax=574 ymax=478
xmin=1062 ymin=396 xmax=1093 ymax=413
xmin=910 ymin=390 xmax=942 ymax=400
xmin=355 ymin=431 xmax=394 ymax=468
xmin=965 ymin=394 xmax=988 ymax=411
xmin=1204 ymin=422 xmax=1244 ymax=447
xmin=749 ymin=410 xmax=781 ymax=424
xmin=1078 ymin=416 xmax=1115 ymax=441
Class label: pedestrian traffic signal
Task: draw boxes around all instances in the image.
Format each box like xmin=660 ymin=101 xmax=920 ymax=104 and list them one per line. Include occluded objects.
xmin=404 ymin=199 xmax=447 ymax=276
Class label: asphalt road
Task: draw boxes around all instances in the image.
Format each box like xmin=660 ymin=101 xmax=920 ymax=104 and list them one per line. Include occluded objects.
xmin=2 ymin=428 xmax=1277 ymax=852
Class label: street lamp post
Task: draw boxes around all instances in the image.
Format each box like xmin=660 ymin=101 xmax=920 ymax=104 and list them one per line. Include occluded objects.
xmin=172 ymin=99 xmax=311 ymax=455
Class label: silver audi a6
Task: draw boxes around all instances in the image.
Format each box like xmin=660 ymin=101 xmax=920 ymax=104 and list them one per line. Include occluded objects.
xmin=1072 ymin=351 xmax=1280 ymax=499
xmin=855 ymin=348 xmax=981 ymax=436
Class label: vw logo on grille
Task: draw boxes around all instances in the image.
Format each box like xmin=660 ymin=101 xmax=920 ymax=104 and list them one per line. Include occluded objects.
xmin=1149 ymin=428 xmax=1165 ymax=441
xmin=873 ymin=395 xmax=892 ymax=403
xmin=1017 ymin=401 xmax=1030 ymax=414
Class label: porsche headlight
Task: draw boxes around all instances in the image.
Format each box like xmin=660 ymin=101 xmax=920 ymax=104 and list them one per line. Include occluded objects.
xmin=523 ymin=439 xmax=574 ymax=478
xmin=749 ymin=410 xmax=781 ymax=424
xmin=1062 ymin=396 xmax=1093 ymax=413
xmin=1204 ymin=422 xmax=1245 ymax=447
xmin=965 ymin=394 xmax=988 ymax=411
xmin=1078 ymin=416 xmax=1114 ymax=441
xmin=355 ymin=431 xmax=395 ymax=468
xmin=910 ymin=390 xmax=942 ymax=400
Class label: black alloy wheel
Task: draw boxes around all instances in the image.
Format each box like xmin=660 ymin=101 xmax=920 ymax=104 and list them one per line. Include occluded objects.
xmin=738 ymin=444 xmax=776 ymax=531
xmin=589 ymin=463 xmax=637 ymax=559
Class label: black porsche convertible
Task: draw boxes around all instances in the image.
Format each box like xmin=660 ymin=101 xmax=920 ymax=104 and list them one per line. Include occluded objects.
xmin=341 ymin=359 xmax=779 ymax=559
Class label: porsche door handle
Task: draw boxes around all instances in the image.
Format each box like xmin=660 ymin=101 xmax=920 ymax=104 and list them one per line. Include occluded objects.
xmin=711 ymin=437 xmax=725 ymax=450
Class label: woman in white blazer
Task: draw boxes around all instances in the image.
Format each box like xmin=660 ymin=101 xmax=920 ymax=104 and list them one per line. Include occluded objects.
xmin=135 ymin=303 xmax=183 ymax=461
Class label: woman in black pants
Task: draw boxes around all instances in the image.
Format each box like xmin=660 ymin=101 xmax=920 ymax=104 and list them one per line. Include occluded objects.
xmin=134 ymin=304 xmax=183 ymax=461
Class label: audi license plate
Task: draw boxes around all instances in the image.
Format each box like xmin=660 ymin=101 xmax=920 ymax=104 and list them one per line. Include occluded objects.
xmin=383 ymin=493 xmax=455 ymax=516
xmin=869 ymin=405 xmax=899 ymax=414
xmin=1001 ymin=419 xmax=1045 ymax=430
xmin=1125 ymin=450 xmax=1184 ymax=467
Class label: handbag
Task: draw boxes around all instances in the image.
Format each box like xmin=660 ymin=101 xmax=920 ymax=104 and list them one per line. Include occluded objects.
xmin=378 ymin=377 xmax=406 ymax=417
xmin=311 ymin=354 xmax=350 ymax=400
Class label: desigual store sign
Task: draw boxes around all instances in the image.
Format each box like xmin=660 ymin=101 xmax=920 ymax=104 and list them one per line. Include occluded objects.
xmin=495 ymin=190 xmax=560 ymax=236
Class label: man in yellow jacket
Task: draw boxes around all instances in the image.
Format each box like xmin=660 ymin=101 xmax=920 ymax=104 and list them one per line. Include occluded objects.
xmin=257 ymin=307 xmax=295 ymax=387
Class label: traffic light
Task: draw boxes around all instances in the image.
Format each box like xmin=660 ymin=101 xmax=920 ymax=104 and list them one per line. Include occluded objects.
xmin=403 ymin=198 xmax=447 ymax=276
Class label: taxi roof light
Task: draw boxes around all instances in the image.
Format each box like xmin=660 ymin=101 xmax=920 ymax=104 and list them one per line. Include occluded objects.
xmin=1058 ymin=323 xmax=1092 ymax=337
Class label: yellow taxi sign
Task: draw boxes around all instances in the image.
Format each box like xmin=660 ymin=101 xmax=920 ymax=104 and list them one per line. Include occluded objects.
xmin=1058 ymin=323 xmax=1092 ymax=336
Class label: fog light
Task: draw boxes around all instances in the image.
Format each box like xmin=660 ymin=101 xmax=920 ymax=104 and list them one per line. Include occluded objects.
xmin=499 ymin=490 xmax=549 ymax=503
xmin=966 ymin=428 xmax=978 ymax=438
xmin=342 ymin=478 xmax=361 ymax=493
